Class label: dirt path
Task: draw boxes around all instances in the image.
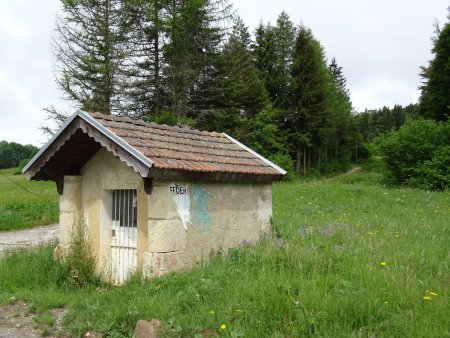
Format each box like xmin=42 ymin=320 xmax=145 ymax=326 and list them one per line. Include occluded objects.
xmin=0 ymin=224 xmax=59 ymax=256
xmin=0 ymin=225 xmax=62 ymax=337
xmin=325 ymin=166 xmax=362 ymax=181
xmin=0 ymin=300 xmax=67 ymax=338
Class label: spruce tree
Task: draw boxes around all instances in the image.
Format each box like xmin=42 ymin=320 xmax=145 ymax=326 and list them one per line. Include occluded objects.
xmin=272 ymin=12 xmax=296 ymax=108
xmin=220 ymin=16 xmax=268 ymax=116
xmin=163 ymin=0 xmax=232 ymax=124
xmin=329 ymin=57 xmax=350 ymax=101
xmin=325 ymin=57 xmax=353 ymax=163
xmin=253 ymin=23 xmax=277 ymax=100
xmin=118 ymin=0 xmax=166 ymax=119
xmin=419 ymin=11 xmax=450 ymax=122
xmin=287 ymin=25 xmax=329 ymax=173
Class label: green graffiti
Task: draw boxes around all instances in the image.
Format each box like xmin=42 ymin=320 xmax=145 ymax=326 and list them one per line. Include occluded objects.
xmin=193 ymin=183 xmax=211 ymax=233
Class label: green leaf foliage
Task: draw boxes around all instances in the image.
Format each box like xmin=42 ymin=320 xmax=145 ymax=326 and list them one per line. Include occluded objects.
xmin=419 ymin=13 xmax=450 ymax=122
xmin=0 ymin=141 xmax=38 ymax=169
xmin=48 ymin=3 xmax=450 ymax=182
xmin=373 ymin=119 xmax=450 ymax=190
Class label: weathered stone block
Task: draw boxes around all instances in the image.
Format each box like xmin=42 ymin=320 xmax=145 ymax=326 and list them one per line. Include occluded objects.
xmin=142 ymin=251 xmax=186 ymax=277
xmin=148 ymin=219 xmax=186 ymax=252
xmin=135 ymin=319 xmax=161 ymax=338
xmin=148 ymin=183 xmax=179 ymax=220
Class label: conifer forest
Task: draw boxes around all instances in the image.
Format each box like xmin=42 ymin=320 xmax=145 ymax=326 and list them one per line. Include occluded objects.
xmin=46 ymin=0 xmax=449 ymax=188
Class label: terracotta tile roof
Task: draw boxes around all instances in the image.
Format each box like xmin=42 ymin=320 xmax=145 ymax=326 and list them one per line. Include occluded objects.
xmin=89 ymin=112 xmax=283 ymax=176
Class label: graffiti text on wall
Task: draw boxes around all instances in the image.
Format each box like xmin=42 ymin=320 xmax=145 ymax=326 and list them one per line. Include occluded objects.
xmin=170 ymin=183 xmax=190 ymax=230
xmin=169 ymin=183 xmax=187 ymax=195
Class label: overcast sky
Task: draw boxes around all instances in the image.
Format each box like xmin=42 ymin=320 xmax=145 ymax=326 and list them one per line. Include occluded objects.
xmin=0 ymin=0 xmax=448 ymax=146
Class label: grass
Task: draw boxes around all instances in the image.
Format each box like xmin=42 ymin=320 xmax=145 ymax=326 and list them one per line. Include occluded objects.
xmin=0 ymin=162 xmax=449 ymax=337
xmin=0 ymin=167 xmax=58 ymax=231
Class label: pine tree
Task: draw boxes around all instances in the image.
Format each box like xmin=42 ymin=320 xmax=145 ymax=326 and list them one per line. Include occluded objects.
xmin=253 ymin=23 xmax=277 ymax=99
xmin=325 ymin=57 xmax=353 ymax=164
xmin=419 ymin=10 xmax=450 ymax=122
xmin=287 ymin=25 xmax=329 ymax=173
xmin=329 ymin=57 xmax=350 ymax=101
xmin=272 ymin=11 xmax=296 ymax=108
xmin=163 ymin=0 xmax=232 ymax=124
xmin=220 ymin=16 xmax=268 ymax=116
xmin=118 ymin=0 xmax=166 ymax=119
xmin=52 ymin=0 xmax=124 ymax=115
xmin=197 ymin=16 xmax=270 ymax=140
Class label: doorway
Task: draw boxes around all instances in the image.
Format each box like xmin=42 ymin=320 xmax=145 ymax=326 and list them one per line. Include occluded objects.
xmin=110 ymin=189 xmax=137 ymax=284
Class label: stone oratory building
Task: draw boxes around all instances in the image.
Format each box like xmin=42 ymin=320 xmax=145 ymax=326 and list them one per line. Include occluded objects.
xmin=24 ymin=111 xmax=285 ymax=283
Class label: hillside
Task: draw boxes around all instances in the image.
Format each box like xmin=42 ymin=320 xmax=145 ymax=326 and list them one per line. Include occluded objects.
xmin=0 ymin=168 xmax=58 ymax=231
xmin=0 ymin=164 xmax=448 ymax=337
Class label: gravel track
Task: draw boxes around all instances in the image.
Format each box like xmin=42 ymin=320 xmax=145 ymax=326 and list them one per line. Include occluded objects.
xmin=0 ymin=224 xmax=59 ymax=256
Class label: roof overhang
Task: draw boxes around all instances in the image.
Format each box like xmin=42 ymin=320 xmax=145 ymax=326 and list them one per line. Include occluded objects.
xmin=222 ymin=133 xmax=287 ymax=176
xmin=23 ymin=110 xmax=153 ymax=182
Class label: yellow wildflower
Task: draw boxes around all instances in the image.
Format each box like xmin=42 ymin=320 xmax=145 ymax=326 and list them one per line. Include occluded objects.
xmin=220 ymin=324 xmax=227 ymax=330
xmin=210 ymin=310 xmax=215 ymax=314
xmin=430 ymin=292 xmax=438 ymax=297
xmin=423 ymin=296 xmax=431 ymax=301
xmin=380 ymin=262 xmax=387 ymax=267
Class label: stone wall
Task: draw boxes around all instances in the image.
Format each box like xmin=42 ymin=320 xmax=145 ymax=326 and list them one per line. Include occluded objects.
xmin=56 ymin=148 xmax=273 ymax=280
xmin=79 ymin=148 xmax=146 ymax=277
xmin=143 ymin=180 xmax=272 ymax=276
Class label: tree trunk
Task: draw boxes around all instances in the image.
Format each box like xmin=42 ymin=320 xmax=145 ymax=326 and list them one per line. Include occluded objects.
xmin=296 ymin=148 xmax=301 ymax=173
xmin=103 ymin=0 xmax=112 ymax=115
xmin=303 ymin=147 xmax=307 ymax=176
xmin=308 ymin=149 xmax=311 ymax=170
xmin=318 ymin=147 xmax=321 ymax=169
xmin=335 ymin=138 xmax=338 ymax=160
xmin=154 ymin=0 xmax=161 ymax=116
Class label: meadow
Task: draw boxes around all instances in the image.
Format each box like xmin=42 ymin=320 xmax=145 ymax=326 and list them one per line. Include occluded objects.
xmin=0 ymin=167 xmax=58 ymax=231
xmin=0 ymin=163 xmax=448 ymax=337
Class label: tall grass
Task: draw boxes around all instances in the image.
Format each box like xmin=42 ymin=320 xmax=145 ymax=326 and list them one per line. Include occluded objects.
xmin=0 ymin=166 xmax=448 ymax=337
xmin=0 ymin=168 xmax=58 ymax=230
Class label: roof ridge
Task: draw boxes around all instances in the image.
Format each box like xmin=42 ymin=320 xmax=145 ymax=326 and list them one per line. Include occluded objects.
xmin=89 ymin=112 xmax=223 ymax=138
xmin=136 ymin=144 xmax=252 ymax=158
xmin=110 ymin=124 xmax=229 ymax=144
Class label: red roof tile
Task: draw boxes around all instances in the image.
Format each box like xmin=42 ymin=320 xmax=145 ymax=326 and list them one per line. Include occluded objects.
xmin=89 ymin=113 xmax=283 ymax=177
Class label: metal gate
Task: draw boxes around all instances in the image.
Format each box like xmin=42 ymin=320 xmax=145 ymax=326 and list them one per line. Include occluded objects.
xmin=110 ymin=189 xmax=137 ymax=284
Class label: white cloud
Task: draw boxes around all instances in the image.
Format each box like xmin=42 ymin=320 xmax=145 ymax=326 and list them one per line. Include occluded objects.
xmin=0 ymin=0 xmax=448 ymax=146
xmin=0 ymin=3 xmax=30 ymax=40
xmin=351 ymin=78 xmax=420 ymax=111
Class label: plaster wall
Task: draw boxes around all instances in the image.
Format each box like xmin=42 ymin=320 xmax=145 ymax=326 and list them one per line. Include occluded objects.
xmin=57 ymin=148 xmax=273 ymax=280
xmin=143 ymin=180 xmax=272 ymax=276
xmin=58 ymin=176 xmax=82 ymax=245
xmin=80 ymin=148 xmax=148 ymax=277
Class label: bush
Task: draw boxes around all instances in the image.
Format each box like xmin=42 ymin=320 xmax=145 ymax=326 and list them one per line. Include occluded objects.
xmin=373 ymin=119 xmax=449 ymax=190
xmin=415 ymin=145 xmax=450 ymax=190
xmin=269 ymin=153 xmax=295 ymax=180
xmin=56 ymin=223 xmax=101 ymax=288
xmin=14 ymin=158 xmax=30 ymax=175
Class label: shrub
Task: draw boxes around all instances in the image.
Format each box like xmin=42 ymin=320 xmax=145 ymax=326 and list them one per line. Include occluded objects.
xmin=14 ymin=158 xmax=30 ymax=175
xmin=269 ymin=152 xmax=295 ymax=180
xmin=56 ymin=223 xmax=101 ymax=288
xmin=373 ymin=119 xmax=449 ymax=190
xmin=415 ymin=145 xmax=450 ymax=190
